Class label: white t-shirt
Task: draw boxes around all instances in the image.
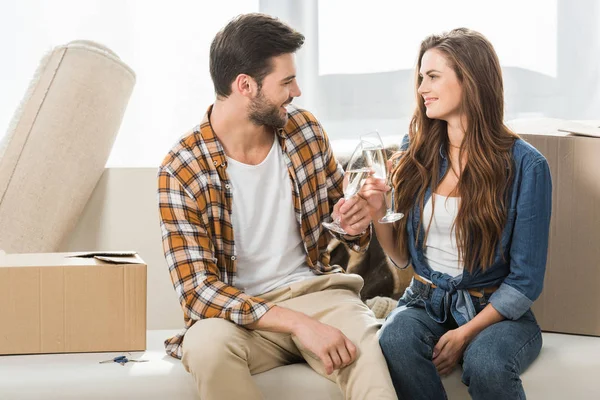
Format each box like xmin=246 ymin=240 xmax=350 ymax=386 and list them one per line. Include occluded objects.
xmin=226 ymin=139 xmax=315 ymax=296
xmin=422 ymin=193 xmax=464 ymax=277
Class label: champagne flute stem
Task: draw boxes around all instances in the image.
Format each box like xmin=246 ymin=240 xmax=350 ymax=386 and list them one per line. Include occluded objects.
xmin=383 ymin=163 xmax=393 ymax=215
xmin=383 ymin=188 xmax=391 ymax=213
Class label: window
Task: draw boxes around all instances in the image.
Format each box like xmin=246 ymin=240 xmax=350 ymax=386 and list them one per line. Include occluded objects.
xmin=318 ymin=0 xmax=557 ymax=77
xmin=3 ymin=1 xmax=598 ymax=164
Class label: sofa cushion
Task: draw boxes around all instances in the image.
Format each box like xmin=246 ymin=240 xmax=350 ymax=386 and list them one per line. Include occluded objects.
xmin=0 ymin=330 xmax=340 ymax=400
xmin=0 ymin=40 xmax=135 ymax=253
xmin=1 ymin=330 xmax=598 ymax=399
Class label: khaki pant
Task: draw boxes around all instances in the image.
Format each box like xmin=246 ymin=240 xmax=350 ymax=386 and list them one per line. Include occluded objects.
xmin=181 ymin=273 xmax=397 ymax=400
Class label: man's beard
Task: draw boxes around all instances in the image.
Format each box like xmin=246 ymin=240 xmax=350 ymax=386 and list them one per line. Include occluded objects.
xmin=248 ymin=90 xmax=292 ymax=128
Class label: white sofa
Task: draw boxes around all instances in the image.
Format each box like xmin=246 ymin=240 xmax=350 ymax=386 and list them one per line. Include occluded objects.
xmin=1 ymin=167 xmax=598 ymax=399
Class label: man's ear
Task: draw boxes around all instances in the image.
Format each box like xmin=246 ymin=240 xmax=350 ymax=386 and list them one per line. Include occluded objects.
xmin=233 ymin=74 xmax=257 ymax=98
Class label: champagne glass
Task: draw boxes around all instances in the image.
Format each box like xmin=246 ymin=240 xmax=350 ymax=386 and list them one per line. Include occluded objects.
xmin=322 ymin=141 xmax=371 ymax=235
xmin=361 ymin=131 xmax=404 ymax=223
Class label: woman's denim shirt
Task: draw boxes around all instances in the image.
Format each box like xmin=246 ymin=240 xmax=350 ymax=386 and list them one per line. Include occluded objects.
xmin=398 ymin=135 xmax=552 ymax=325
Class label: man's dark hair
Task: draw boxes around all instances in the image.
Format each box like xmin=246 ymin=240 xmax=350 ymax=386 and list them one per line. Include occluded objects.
xmin=210 ymin=13 xmax=305 ymax=98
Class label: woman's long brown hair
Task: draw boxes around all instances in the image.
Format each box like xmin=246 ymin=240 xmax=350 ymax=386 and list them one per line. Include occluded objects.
xmin=392 ymin=28 xmax=519 ymax=272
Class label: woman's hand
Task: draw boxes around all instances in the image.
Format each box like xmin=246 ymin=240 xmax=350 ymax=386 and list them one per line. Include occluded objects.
xmin=432 ymin=303 xmax=505 ymax=376
xmin=432 ymin=326 xmax=471 ymax=376
xmin=359 ymin=161 xmax=394 ymax=221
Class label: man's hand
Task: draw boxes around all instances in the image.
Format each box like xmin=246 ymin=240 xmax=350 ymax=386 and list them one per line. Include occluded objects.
xmin=292 ymin=314 xmax=358 ymax=375
xmin=332 ymin=195 xmax=370 ymax=236
xmin=432 ymin=327 xmax=470 ymax=376
xmin=247 ymin=306 xmax=357 ymax=375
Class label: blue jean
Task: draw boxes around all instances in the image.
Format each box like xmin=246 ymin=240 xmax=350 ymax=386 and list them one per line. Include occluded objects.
xmin=379 ymin=288 xmax=542 ymax=400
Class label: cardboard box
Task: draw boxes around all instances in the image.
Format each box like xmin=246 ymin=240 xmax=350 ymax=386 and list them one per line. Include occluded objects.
xmin=518 ymin=130 xmax=600 ymax=336
xmin=0 ymin=252 xmax=146 ymax=355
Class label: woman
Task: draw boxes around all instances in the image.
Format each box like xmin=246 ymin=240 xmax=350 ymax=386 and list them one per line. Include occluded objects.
xmin=361 ymin=28 xmax=552 ymax=399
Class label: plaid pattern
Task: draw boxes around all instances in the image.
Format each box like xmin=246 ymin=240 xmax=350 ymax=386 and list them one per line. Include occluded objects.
xmin=158 ymin=104 xmax=371 ymax=358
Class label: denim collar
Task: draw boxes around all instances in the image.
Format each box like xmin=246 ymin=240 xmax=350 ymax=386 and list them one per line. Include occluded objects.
xmin=439 ymin=144 xmax=447 ymax=160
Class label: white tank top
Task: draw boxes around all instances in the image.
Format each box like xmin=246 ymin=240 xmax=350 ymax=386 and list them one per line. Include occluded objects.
xmin=422 ymin=193 xmax=464 ymax=277
xmin=226 ymin=139 xmax=315 ymax=296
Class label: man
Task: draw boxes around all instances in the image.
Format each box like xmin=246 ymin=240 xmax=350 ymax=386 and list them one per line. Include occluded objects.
xmin=158 ymin=13 xmax=396 ymax=400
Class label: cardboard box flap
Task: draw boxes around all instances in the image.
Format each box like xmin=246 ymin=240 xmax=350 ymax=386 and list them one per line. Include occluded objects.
xmin=507 ymin=117 xmax=600 ymax=138
xmin=92 ymin=255 xmax=144 ymax=264
xmin=0 ymin=252 xmax=144 ymax=267
xmin=66 ymin=251 xmax=144 ymax=264
xmin=558 ymin=120 xmax=600 ymax=138
xmin=69 ymin=251 xmax=138 ymax=258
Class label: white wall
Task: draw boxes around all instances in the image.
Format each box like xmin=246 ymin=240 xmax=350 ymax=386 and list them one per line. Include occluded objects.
xmin=59 ymin=168 xmax=183 ymax=330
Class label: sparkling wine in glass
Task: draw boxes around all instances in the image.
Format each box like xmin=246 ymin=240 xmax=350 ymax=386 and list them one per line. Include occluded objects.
xmin=322 ymin=142 xmax=370 ymax=235
xmin=361 ymin=131 xmax=404 ymax=224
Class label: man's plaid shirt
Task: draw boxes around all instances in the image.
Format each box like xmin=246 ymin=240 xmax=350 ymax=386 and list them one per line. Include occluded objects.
xmin=158 ymin=104 xmax=370 ymax=358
